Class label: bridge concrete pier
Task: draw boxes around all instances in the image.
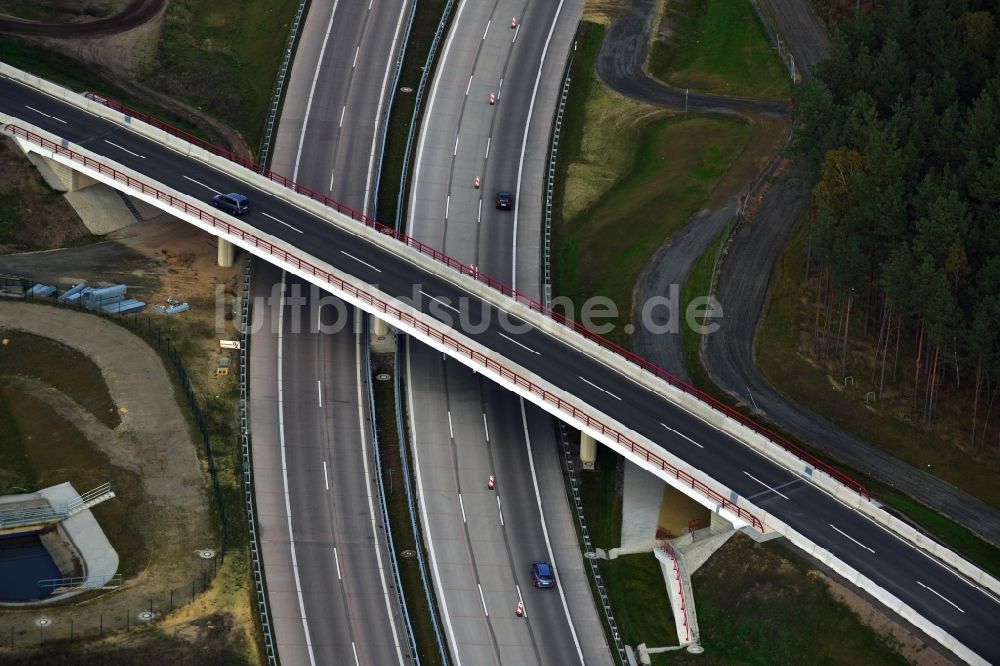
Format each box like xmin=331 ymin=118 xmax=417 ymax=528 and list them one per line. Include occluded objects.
xmin=24 ymin=151 xmax=98 ymax=192
xmin=370 ymin=314 xmax=395 ymax=353
xmin=580 ymin=432 xmax=597 ymax=470
xmin=217 ymin=238 xmax=236 ymax=267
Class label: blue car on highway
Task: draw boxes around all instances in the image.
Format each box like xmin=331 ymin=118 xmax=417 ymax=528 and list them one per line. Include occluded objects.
xmin=530 ymin=561 xmax=556 ymax=588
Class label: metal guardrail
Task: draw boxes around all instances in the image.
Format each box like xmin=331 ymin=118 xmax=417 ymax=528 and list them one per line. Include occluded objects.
xmin=0 ymin=505 xmax=64 ymax=528
xmin=395 ymin=341 xmax=451 ymax=664
xmin=259 ymin=0 xmax=311 ymax=165
xmin=393 ymin=0 xmax=458 ymax=230
xmin=239 ymin=260 xmax=279 ymax=666
xmin=37 ymin=573 xmax=122 ymax=591
xmin=0 ymin=483 xmax=113 ymax=528
xmin=749 ymin=0 xmax=798 ymax=82
xmin=3 ymin=121 xmax=774 ymax=531
xmin=545 ymin=50 xmax=628 ymax=665
xmin=542 ymin=54 xmax=573 ymax=307
xmin=659 ymin=540 xmax=691 ymax=644
xmin=556 ymin=423 xmax=629 ymax=665
xmin=363 ymin=319 xmax=420 ymax=664
xmin=16 ymin=99 xmax=869 ymax=508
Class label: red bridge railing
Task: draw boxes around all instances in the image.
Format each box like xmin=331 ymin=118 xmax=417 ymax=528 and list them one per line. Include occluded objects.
xmin=15 ymin=104 xmax=873 ymax=504
xmin=660 ymin=540 xmax=691 ymax=644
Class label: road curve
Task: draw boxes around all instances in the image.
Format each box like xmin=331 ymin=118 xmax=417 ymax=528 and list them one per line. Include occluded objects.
xmin=596 ymin=0 xmax=788 ymax=118
xmin=0 ymin=0 xmax=166 ymax=37
xmin=5 ymin=74 xmax=998 ymax=664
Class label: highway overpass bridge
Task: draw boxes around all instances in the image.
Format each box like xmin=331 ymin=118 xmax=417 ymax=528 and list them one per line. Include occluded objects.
xmin=1 ymin=64 xmax=998 ymax=665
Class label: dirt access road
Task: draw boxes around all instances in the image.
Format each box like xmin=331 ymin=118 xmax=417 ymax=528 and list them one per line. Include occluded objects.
xmin=0 ymin=0 xmax=166 ymax=37
xmin=0 ymin=300 xmax=214 ymax=640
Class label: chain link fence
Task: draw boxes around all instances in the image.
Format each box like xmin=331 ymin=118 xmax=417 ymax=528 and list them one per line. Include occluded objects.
xmin=0 ymin=553 xmax=222 ymax=649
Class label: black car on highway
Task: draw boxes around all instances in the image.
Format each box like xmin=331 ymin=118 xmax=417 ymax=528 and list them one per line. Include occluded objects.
xmin=496 ymin=191 xmax=513 ymax=210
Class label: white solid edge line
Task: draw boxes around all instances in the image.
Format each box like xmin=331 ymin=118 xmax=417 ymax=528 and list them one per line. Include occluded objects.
xmin=292 ymin=1 xmax=341 ymax=181
xmin=355 ymin=312 xmax=405 ymax=663
xmin=409 ymin=0 xmax=469 ymax=229
xmin=406 ymin=339 xmax=462 ymax=664
xmin=277 ymin=272 xmax=317 ymax=666
xmin=625 ymin=352 xmax=1000 ymax=610
xmin=511 ymin=0 xmax=567 ymax=292
xmin=519 ymin=398 xmax=585 ymax=664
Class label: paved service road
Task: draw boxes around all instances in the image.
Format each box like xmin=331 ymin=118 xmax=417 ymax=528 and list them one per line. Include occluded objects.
xmin=4 ymin=72 xmax=998 ymax=665
xmin=248 ymin=0 xmax=410 ymax=664
xmin=407 ymin=0 xmax=609 ymax=663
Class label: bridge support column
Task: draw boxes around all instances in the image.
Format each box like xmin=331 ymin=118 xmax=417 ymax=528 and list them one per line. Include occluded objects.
xmin=23 ymin=152 xmax=97 ymax=192
xmin=580 ymin=433 xmax=597 ymax=470
xmin=217 ymin=238 xmax=236 ymax=267
xmin=659 ymin=484 xmax=712 ymax=540
xmin=370 ymin=315 xmax=395 ymax=353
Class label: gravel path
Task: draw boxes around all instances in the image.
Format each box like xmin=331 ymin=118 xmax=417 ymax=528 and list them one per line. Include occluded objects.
xmin=0 ymin=301 xmax=214 ymax=638
xmin=0 ymin=0 xmax=166 ymax=38
xmin=631 ymin=203 xmax=735 ymax=382
xmin=596 ymin=0 xmax=788 ymax=118
xmin=605 ymin=0 xmax=1000 ymax=542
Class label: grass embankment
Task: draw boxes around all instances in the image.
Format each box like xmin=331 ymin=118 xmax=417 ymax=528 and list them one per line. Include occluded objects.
xmin=679 ymin=227 xmax=727 ymax=388
xmin=375 ymin=0 xmax=451 ymax=226
xmin=559 ymin=22 xmax=911 ymax=662
xmin=648 ymin=0 xmax=792 ymax=101
xmin=372 ymin=356 xmax=446 ymax=665
xmin=576 ymin=441 xmax=676 ymax=647
xmin=667 ymin=536 xmax=909 ymax=665
xmin=755 ymin=220 xmax=1000 ymax=576
xmin=0 ymin=38 xmax=209 ymax=142
xmin=148 ymin=0 xmax=300 ymax=150
xmin=554 ymin=27 xmax=752 ymax=348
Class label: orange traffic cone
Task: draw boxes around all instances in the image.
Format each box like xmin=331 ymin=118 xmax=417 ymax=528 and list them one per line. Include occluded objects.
xmin=489 ymin=92 xmax=496 ymax=105
xmin=488 ymin=475 xmax=496 ymax=490
xmin=474 ymin=176 xmax=481 ymax=189
xmin=511 ymin=17 xmax=517 ymax=28
xmin=515 ymin=601 xmax=524 ymax=617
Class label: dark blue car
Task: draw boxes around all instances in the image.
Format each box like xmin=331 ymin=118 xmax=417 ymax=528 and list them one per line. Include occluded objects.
xmin=531 ymin=561 xmax=555 ymax=588
xmin=211 ymin=192 xmax=250 ymax=215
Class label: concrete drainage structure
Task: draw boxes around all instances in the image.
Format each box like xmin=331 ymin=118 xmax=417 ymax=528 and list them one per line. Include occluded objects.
xmin=0 ymin=481 xmax=119 ymax=605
